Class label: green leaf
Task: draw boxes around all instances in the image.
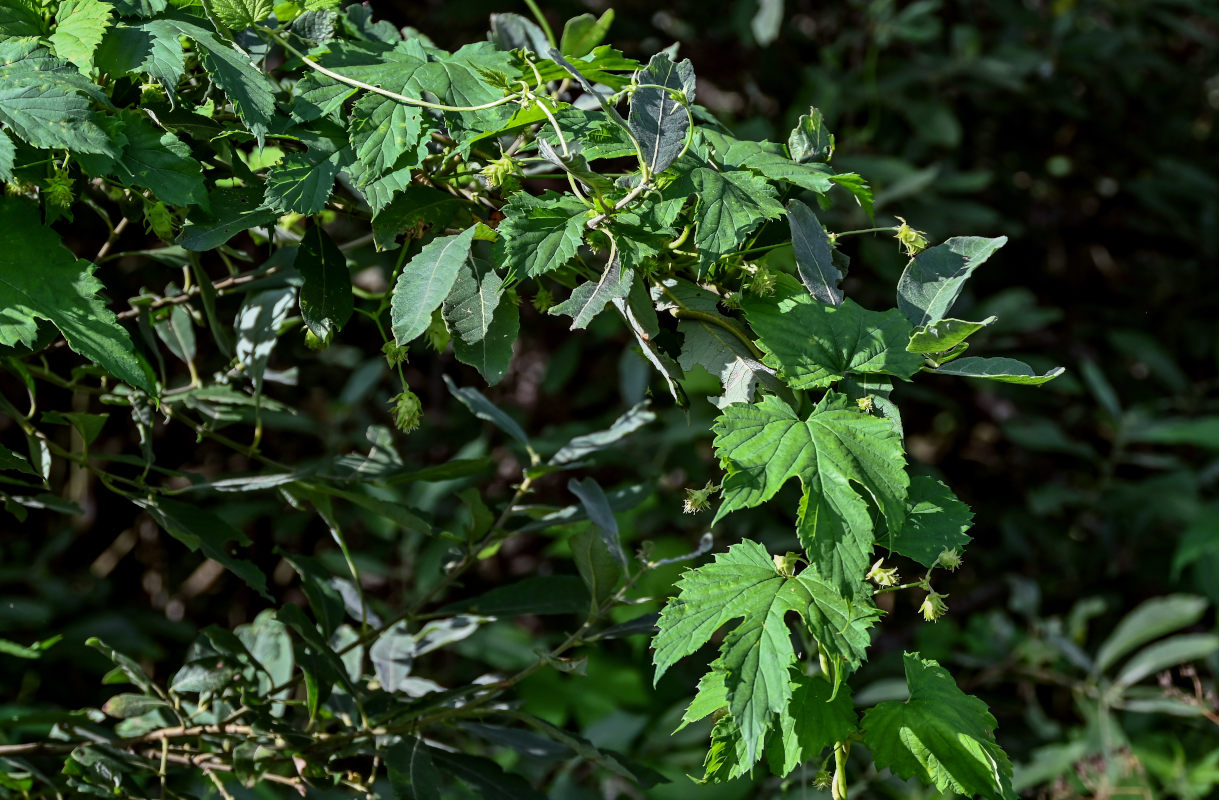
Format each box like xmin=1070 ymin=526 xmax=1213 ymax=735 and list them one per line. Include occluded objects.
xmin=85 ymin=638 xmax=156 ymax=694
xmin=1094 ymin=595 xmax=1209 ymax=675
xmin=134 ymin=496 xmax=271 ymax=600
xmin=234 ymin=287 xmax=294 ymax=395
xmin=787 ymin=200 xmax=843 ymax=305
xmin=930 ymin=356 xmax=1064 ymax=385
xmin=372 ymin=185 xmax=465 ymax=251
xmin=863 ymin=652 xmax=1016 ymax=800
xmin=560 ymin=10 xmax=613 ymax=58
xmin=0 ymin=0 xmax=45 ymax=38
xmin=654 ymin=539 xmax=879 ymax=766
xmin=403 ymin=43 xmax=516 ymax=149
xmin=568 ymin=477 xmax=626 ymax=567
xmin=0 ymin=40 xmax=115 ymax=155
xmin=712 ymin=393 xmax=908 ymax=574
xmin=629 ymin=52 xmax=694 ymax=176
xmin=493 ymin=190 xmax=587 ymax=279
xmin=102 ymin=693 xmax=170 ymax=719
xmin=536 ymin=138 xmax=616 ymax=196
xmin=203 ymin=0 xmax=271 ymax=31
xmin=0 ymin=130 xmax=14 ymax=182
xmin=896 ymin=236 xmax=1007 ymax=327
xmin=765 ymin=675 xmax=857 ymax=777
xmin=297 ymin=224 xmax=353 ymax=339
xmin=98 ymin=111 xmax=206 ymax=206
xmin=548 ymin=251 xmax=633 ymax=330
xmin=688 ymin=168 xmax=784 ymax=272
xmin=703 ymin=130 xmax=837 ymax=195
xmin=0 ymin=197 xmax=154 ymax=394
xmin=386 ymin=738 xmax=443 ymax=800
xmin=549 ymin=402 xmax=655 ymax=466
xmin=347 ymin=91 xmax=428 ymax=186
xmin=788 ymin=107 xmax=834 ymax=163
xmin=489 ymin=12 xmax=549 ymax=54
xmin=292 ymin=41 xmax=421 ymax=121
xmin=391 ymin=227 xmax=478 ymax=345
xmin=235 ymin=609 xmax=294 ymax=688
xmin=442 ymin=374 xmax=529 ymax=446
xmin=613 ymin=279 xmax=688 ymax=407
xmin=169 ymin=19 xmax=276 ymax=143
xmin=426 ymin=748 xmax=544 ymax=800
xmin=745 ymin=281 xmax=923 ymax=389
xmin=49 ymin=0 xmax=113 ymax=70
xmin=652 ymin=278 xmax=783 ymax=409
xmin=177 ymin=185 xmax=278 ymax=251
xmin=264 ymin=144 xmax=350 ymax=215
xmin=907 ymin=316 xmax=996 ymax=354
xmin=443 ymin=253 xmax=518 ymax=385
xmin=1115 ymin=634 xmax=1219 ymax=688
xmin=885 ymin=476 xmax=973 ymax=568
xmin=441 ymin=575 xmax=589 ymax=617
xmin=98 ymin=19 xmax=183 ymax=89
xmin=571 ymin=528 xmax=623 ymax=605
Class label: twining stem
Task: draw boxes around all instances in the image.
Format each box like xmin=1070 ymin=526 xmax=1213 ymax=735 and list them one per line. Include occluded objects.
xmin=269 ymin=31 xmax=521 ymax=113
xmin=586 ymin=180 xmax=649 ymax=229
xmin=832 ymin=225 xmax=898 ymax=240
xmin=521 ymin=0 xmax=557 ymax=49
xmin=832 ymin=739 xmax=850 ymax=800
xmin=669 ymin=307 xmax=765 ymax=360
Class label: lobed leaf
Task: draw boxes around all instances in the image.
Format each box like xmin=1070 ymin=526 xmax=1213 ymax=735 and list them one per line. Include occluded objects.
xmin=862 ymin=652 xmax=1016 ymax=800
xmin=745 ymin=279 xmax=923 ymax=389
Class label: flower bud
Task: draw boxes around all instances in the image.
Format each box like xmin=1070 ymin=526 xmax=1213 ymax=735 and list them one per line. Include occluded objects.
xmin=866 ymin=558 xmax=900 ymax=587
xmin=682 ymin=481 xmax=715 ymax=514
xmin=773 ymin=552 xmax=800 ymax=577
xmin=895 ymin=217 xmax=929 ymax=257
xmin=936 ymin=547 xmax=963 ymax=571
xmin=390 ymin=390 xmax=423 ymax=435
xmin=919 ymin=589 xmax=949 ymax=622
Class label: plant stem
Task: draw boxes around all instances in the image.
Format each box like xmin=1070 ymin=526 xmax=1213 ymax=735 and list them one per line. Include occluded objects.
xmin=521 ymin=0 xmax=557 ymax=49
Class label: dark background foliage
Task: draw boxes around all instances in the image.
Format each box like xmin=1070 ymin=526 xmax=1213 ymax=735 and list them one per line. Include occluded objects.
xmin=3 ymin=0 xmax=1218 ymax=797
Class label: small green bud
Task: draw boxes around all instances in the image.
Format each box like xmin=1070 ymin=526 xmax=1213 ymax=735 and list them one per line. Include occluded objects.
xmin=382 ymin=341 xmax=409 ymax=367
xmin=144 ymin=200 xmax=175 ymax=242
xmin=919 ymin=589 xmax=949 ymax=622
xmin=746 ymin=264 xmax=777 ymax=297
xmin=856 ymin=395 xmax=875 ymax=413
xmin=424 ymin=309 xmax=450 ymax=353
xmin=936 ymin=547 xmax=963 ymax=571
xmin=390 ymin=390 xmax=423 ymax=435
xmin=481 ymin=154 xmax=523 ymax=191
xmin=303 ymin=329 xmax=329 ymax=350
xmin=43 ymin=166 xmax=75 ymax=212
xmin=814 ymin=770 xmax=833 ymax=790
xmin=532 ymin=287 xmax=555 ymax=313
xmin=866 ymin=558 xmax=900 ymax=587
xmin=682 ymin=481 xmax=716 ymax=514
xmin=895 ymin=217 xmax=929 ymax=257
xmin=773 ymin=552 xmax=800 ymax=577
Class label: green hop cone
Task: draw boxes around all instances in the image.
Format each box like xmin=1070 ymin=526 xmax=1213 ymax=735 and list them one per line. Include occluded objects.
xmin=390 ymin=390 xmax=423 ymax=435
xmin=919 ymin=589 xmax=949 ymax=622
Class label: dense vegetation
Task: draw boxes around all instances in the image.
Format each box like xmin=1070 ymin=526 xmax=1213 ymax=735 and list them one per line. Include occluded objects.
xmin=1 ymin=0 xmax=1216 ymax=798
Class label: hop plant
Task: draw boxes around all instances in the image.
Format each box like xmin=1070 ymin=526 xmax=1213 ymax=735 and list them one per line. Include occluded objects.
xmin=919 ymin=589 xmax=950 ymax=622
xmin=682 ymin=481 xmax=716 ymax=514
xmin=382 ymin=341 xmax=409 ymax=367
xmin=481 ymin=154 xmax=523 ymax=192
xmin=895 ymin=217 xmax=929 ymax=256
xmin=866 ymin=558 xmax=900 ymax=587
xmin=390 ymin=390 xmax=423 ymax=435
xmin=937 ymin=547 xmax=963 ymax=571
